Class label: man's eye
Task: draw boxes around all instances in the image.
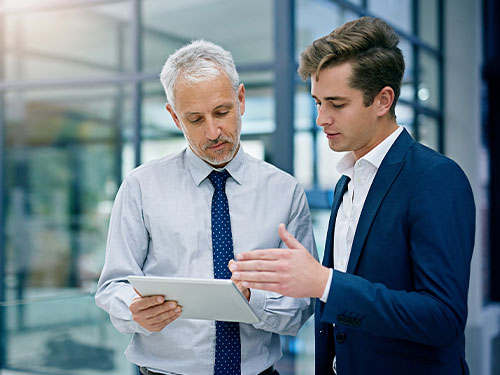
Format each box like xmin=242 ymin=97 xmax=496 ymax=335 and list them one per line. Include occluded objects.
xmin=216 ymin=111 xmax=229 ymax=116
xmin=332 ymin=103 xmax=345 ymax=109
xmin=189 ymin=118 xmax=202 ymax=123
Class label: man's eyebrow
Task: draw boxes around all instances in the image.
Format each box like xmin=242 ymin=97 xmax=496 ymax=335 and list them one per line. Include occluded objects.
xmin=214 ymin=103 xmax=234 ymax=110
xmin=324 ymin=96 xmax=350 ymax=101
xmin=182 ymin=103 xmax=234 ymax=117
xmin=184 ymin=111 xmax=202 ymax=117
xmin=311 ymin=95 xmax=350 ymax=101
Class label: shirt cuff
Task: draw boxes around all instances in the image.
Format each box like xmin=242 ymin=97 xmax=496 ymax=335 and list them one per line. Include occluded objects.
xmin=248 ymin=288 xmax=266 ymax=313
xmin=320 ymin=268 xmax=333 ymax=303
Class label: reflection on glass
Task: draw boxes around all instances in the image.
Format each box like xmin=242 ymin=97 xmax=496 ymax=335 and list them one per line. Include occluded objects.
xmin=142 ymin=0 xmax=273 ymax=73
xmin=4 ymin=2 xmax=131 ymax=81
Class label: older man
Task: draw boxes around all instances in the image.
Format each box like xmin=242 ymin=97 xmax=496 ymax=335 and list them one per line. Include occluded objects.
xmin=95 ymin=40 xmax=316 ymax=375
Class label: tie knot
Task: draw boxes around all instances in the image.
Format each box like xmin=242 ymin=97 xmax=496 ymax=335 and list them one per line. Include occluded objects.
xmin=208 ymin=170 xmax=230 ymax=191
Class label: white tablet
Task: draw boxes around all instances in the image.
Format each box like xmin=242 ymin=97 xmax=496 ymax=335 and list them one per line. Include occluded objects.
xmin=127 ymin=276 xmax=260 ymax=324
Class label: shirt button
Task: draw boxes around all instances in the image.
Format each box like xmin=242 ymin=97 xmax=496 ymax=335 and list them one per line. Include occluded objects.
xmin=336 ymin=332 xmax=346 ymax=344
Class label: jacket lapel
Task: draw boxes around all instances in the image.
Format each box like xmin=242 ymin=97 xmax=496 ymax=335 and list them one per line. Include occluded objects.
xmin=323 ymin=175 xmax=350 ymax=267
xmin=346 ymin=129 xmax=414 ymax=274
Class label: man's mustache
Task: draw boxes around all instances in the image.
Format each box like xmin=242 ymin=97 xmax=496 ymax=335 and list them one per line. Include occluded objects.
xmin=203 ymin=136 xmax=232 ymax=150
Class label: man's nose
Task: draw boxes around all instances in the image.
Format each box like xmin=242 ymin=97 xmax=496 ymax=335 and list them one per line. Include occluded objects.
xmin=316 ymin=106 xmax=332 ymax=128
xmin=205 ymin=117 xmax=221 ymax=140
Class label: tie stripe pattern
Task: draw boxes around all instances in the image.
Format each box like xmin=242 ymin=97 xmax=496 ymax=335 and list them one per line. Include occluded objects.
xmin=208 ymin=170 xmax=241 ymax=375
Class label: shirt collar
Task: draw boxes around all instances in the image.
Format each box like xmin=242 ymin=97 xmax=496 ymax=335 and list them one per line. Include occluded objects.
xmin=336 ymin=126 xmax=404 ymax=176
xmin=185 ymin=145 xmax=245 ymax=186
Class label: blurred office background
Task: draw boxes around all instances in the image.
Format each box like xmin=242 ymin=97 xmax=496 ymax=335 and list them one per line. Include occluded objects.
xmin=0 ymin=0 xmax=498 ymax=374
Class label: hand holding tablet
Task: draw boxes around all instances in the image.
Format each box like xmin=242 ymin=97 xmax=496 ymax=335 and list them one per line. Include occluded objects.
xmin=127 ymin=276 xmax=260 ymax=324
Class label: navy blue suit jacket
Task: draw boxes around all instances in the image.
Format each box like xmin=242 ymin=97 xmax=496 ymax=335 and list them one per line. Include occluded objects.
xmin=315 ymin=129 xmax=475 ymax=375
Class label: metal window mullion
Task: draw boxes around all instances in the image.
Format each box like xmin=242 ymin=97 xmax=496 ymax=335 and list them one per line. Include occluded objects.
xmin=131 ymin=0 xmax=142 ymax=167
xmin=272 ymin=0 xmax=295 ymax=175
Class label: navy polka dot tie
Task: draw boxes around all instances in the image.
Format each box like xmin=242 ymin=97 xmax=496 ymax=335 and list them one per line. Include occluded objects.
xmin=208 ymin=170 xmax=241 ymax=375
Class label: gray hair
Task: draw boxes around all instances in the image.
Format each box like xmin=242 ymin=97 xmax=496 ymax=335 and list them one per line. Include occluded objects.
xmin=159 ymin=40 xmax=240 ymax=109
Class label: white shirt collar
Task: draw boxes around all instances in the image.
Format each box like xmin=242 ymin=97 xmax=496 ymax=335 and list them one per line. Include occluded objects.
xmin=336 ymin=126 xmax=403 ymax=176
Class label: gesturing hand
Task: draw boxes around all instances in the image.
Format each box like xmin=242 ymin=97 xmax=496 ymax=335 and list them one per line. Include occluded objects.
xmin=230 ymin=223 xmax=329 ymax=298
xmin=129 ymin=293 xmax=182 ymax=332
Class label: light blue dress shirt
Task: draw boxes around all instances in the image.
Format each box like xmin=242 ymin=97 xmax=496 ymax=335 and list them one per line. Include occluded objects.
xmin=95 ymin=146 xmax=317 ymax=375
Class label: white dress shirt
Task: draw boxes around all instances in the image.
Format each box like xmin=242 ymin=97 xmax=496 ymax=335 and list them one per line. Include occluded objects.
xmin=95 ymin=146 xmax=317 ymax=375
xmin=321 ymin=126 xmax=403 ymax=300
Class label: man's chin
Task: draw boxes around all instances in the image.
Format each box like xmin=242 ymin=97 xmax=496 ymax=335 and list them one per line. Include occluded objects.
xmin=203 ymin=152 xmax=234 ymax=168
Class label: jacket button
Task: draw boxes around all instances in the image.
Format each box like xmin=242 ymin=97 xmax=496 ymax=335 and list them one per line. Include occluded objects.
xmin=336 ymin=332 xmax=346 ymax=344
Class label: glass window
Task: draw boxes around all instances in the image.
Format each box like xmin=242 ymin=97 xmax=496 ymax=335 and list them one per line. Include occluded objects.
xmin=294 ymin=132 xmax=314 ymax=189
xmin=368 ymin=0 xmax=412 ymax=35
xmin=395 ymin=103 xmax=415 ymax=137
xmin=4 ymin=295 xmax=136 ymax=374
xmin=142 ymin=80 xmax=180 ymax=136
xmin=419 ymin=50 xmax=440 ymax=109
xmin=419 ymin=0 xmax=439 ymax=49
xmin=399 ymin=39 xmax=415 ymax=102
xmin=4 ymin=85 xmax=128 ymax=300
xmin=142 ymin=0 xmax=273 ymax=74
xmin=241 ymin=86 xmax=275 ymax=135
xmin=418 ymin=114 xmax=439 ymax=150
xmin=3 ymin=2 xmax=131 ymax=81
xmin=295 ymin=85 xmax=314 ymax=131
xmin=316 ymin=130 xmax=344 ymax=190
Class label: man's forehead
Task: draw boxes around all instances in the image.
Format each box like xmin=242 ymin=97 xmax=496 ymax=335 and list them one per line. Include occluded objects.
xmin=311 ymin=65 xmax=357 ymax=96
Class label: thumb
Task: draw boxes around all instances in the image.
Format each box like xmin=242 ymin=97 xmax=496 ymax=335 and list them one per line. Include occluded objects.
xmin=278 ymin=223 xmax=306 ymax=251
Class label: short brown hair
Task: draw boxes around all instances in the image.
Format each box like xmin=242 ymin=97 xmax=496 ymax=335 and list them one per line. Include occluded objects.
xmin=298 ymin=16 xmax=405 ymax=118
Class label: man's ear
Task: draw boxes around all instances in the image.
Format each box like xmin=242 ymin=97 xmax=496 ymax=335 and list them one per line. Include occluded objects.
xmin=238 ymin=83 xmax=246 ymax=116
xmin=166 ymin=103 xmax=182 ymax=131
xmin=376 ymin=86 xmax=395 ymax=117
